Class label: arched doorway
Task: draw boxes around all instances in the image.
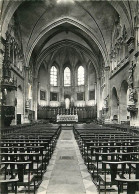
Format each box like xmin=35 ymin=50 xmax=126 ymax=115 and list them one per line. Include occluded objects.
xmin=119 ymin=80 xmax=129 ymax=123
xmin=111 ymin=87 xmax=119 ymax=123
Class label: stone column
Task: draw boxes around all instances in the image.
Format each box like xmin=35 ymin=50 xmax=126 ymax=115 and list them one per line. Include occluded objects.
xmin=33 ymin=77 xmax=38 ymax=120
xmin=134 ymin=8 xmax=139 ymax=51
xmin=94 ymin=82 xmax=97 ymax=105
xmin=71 ymin=68 xmax=75 ymax=106
xmin=23 ymin=66 xmax=30 ymax=123
xmin=130 ymin=11 xmax=139 ymax=126
xmin=0 ymin=31 xmax=4 ymax=128
xmin=47 ymin=84 xmax=50 ymax=106
xmin=74 ymin=69 xmax=77 ymax=107
xmin=135 ymin=55 xmax=139 ymax=126
xmin=103 ymin=66 xmax=110 ymax=123
xmin=0 ymin=32 xmax=4 ymax=100
xmin=96 ymin=77 xmax=101 ymax=118
xmin=104 ymin=66 xmax=110 ymax=97
xmin=59 ymin=65 xmax=64 ymax=106
xmin=127 ymin=57 xmax=139 ymax=126
xmin=85 ymin=65 xmax=88 ymax=105
xmin=47 ymin=67 xmax=50 ymax=106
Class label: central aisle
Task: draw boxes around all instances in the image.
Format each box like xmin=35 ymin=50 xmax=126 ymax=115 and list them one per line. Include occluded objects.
xmin=37 ymin=129 xmax=98 ymax=194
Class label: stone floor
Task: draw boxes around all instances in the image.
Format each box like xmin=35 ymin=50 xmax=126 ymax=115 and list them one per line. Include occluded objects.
xmin=37 ymin=129 xmax=98 ymax=194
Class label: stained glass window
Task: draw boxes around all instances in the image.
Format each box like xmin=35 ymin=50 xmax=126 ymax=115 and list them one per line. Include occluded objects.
xmin=78 ymin=66 xmax=84 ymax=85
xmin=50 ymin=66 xmax=57 ymax=86
xmin=64 ymin=67 xmax=71 ymax=86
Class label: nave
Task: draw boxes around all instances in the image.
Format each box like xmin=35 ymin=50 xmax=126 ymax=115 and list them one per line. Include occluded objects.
xmin=1 ymin=1 xmax=139 ymax=193
xmin=0 ymin=123 xmax=139 ymax=194
xmin=37 ymin=129 xmax=97 ymax=194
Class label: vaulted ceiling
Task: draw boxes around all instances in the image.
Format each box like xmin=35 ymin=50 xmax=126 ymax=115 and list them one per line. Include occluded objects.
xmin=1 ymin=0 xmax=137 ymax=74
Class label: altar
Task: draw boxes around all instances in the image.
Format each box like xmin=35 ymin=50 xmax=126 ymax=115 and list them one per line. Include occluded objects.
xmin=57 ymin=114 xmax=78 ymax=123
xmin=56 ymin=99 xmax=78 ymax=123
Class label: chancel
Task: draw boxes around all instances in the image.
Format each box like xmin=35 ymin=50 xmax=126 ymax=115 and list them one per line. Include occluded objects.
xmin=0 ymin=0 xmax=139 ymax=194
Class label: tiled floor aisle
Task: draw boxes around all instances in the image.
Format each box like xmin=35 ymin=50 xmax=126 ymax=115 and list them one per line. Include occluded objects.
xmin=37 ymin=129 xmax=98 ymax=194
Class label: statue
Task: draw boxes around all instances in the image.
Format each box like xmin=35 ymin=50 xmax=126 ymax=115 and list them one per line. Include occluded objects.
xmin=65 ymin=98 xmax=70 ymax=110
xmin=112 ymin=18 xmax=122 ymax=44
xmin=104 ymin=95 xmax=109 ymax=108
xmin=127 ymin=62 xmax=138 ymax=113
xmin=128 ymin=61 xmax=136 ymax=88
xmin=116 ymin=21 xmax=122 ymax=40
xmin=129 ymin=88 xmax=134 ymax=103
xmin=128 ymin=62 xmax=136 ymax=104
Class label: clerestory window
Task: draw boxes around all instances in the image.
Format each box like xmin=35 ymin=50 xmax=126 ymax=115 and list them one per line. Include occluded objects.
xmin=50 ymin=66 xmax=57 ymax=86
xmin=78 ymin=66 xmax=84 ymax=86
xmin=64 ymin=67 xmax=71 ymax=86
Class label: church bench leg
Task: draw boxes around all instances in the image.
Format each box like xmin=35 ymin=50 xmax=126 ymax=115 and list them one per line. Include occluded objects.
xmin=127 ymin=182 xmax=136 ymax=194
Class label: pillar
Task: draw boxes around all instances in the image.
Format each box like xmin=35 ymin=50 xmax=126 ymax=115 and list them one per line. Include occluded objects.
xmin=33 ymin=77 xmax=38 ymax=120
xmin=130 ymin=10 xmax=139 ymax=126
xmin=0 ymin=28 xmax=4 ymax=128
xmin=96 ymin=77 xmax=101 ymax=118
xmin=85 ymin=65 xmax=88 ymax=105
xmin=71 ymin=67 xmax=75 ymax=106
xmin=104 ymin=66 xmax=110 ymax=98
xmin=59 ymin=65 xmax=64 ymax=106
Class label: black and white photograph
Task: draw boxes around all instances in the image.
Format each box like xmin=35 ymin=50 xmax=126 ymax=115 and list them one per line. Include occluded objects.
xmin=0 ymin=0 xmax=139 ymax=193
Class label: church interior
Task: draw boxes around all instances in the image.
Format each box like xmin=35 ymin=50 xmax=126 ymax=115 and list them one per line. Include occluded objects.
xmin=0 ymin=0 xmax=139 ymax=193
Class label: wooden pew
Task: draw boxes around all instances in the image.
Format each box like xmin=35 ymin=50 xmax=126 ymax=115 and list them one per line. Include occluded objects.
xmin=0 ymin=179 xmax=19 ymax=194
xmin=73 ymin=124 xmax=139 ymax=194
xmin=103 ymin=161 xmax=139 ymax=190
xmin=97 ymin=160 xmax=139 ymax=193
xmin=0 ymin=124 xmax=61 ymax=194
xmin=0 ymin=161 xmax=37 ymax=193
xmin=0 ymin=145 xmax=47 ymax=175
xmin=86 ymin=145 xmax=139 ymax=170
xmin=115 ymin=178 xmax=139 ymax=194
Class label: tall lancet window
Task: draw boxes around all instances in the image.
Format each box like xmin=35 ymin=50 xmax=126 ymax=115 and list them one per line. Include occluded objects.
xmin=64 ymin=67 xmax=71 ymax=86
xmin=50 ymin=66 xmax=57 ymax=86
xmin=78 ymin=66 xmax=84 ymax=85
